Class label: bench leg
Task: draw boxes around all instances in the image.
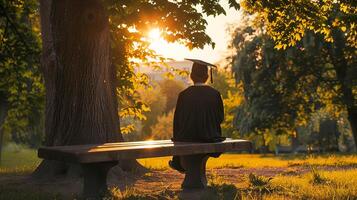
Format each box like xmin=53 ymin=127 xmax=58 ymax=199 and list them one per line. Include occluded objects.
xmin=180 ymin=154 xmax=209 ymax=189
xmin=82 ymin=162 xmax=117 ymax=199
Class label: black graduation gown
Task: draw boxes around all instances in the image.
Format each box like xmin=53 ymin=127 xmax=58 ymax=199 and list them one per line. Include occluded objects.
xmin=172 ymin=85 xmax=224 ymax=142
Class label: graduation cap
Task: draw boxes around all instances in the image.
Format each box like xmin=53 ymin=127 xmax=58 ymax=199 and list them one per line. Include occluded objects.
xmin=185 ymin=58 xmax=217 ymax=83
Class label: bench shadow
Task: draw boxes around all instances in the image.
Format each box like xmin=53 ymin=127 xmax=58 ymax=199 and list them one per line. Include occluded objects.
xmin=107 ymin=163 xmax=149 ymax=191
xmin=178 ymin=183 xmax=239 ymax=200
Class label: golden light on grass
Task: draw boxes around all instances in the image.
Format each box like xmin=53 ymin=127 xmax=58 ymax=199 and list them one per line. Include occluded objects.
xmin=138 ymin=154 xmax=357 ymax=170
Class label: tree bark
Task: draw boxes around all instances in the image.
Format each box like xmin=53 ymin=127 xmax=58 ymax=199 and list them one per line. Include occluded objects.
xmin=291 ymin=130 xmax=299 ymax=153
xmin=34 ymin=0 xmax=124 ymax=178
xmin=329 ymin=30 xmax=357 ymax=148
xmin=347 ymin=108 xmax=357 ymax=148
xmin=0 ymin=94 xmax=8 ymax=165
xmin=260 ymin=133 xmax=268 ymax=153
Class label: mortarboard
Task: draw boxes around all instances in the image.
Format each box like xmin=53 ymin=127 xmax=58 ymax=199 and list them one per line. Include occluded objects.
xmin=185 ymin=58 xmax=217 ymax=83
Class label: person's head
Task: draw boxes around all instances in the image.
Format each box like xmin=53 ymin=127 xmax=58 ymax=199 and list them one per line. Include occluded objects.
xmin=190 ymin=63 xmax=209 ymax=83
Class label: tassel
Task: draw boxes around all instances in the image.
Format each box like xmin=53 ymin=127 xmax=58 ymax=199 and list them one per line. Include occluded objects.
xmin=210 ymin=68 xmax=213 ymax=83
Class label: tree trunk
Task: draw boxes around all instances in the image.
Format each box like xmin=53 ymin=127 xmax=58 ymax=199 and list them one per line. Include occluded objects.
xmin=347 ymin=108 xmax=357 ymax=148
xmin=291 ymin=129 xmax=299 ymax=153
xmin=0 ymin=94 xmax=8 ymax=165
xmin=260 ymin=133 xmax=268 ymax=154
xmin=329 ymin=29 xmax=357 ymax=148
xmin=33 ymin=0 xmax=124 ymax=178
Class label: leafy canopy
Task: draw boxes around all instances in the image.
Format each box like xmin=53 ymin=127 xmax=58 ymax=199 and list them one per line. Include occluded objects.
xmin=0 ymin=0 xmax=44 ymax=145
xmin=230 ymin=16 xmax=349 ymax=136
xmin=240 ymin=0 xmax=357 ymax=49
xmin=237 ymin=0 xmax=356 ymax=145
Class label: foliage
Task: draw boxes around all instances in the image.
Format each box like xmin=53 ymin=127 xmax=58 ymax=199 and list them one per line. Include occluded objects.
xmin=150 ymin=111 xmax=174 ymax=140
xmin=221 ymin=90 xmax=243 ymax=138
xmin=240 ymin=0 xmax=357 ymax=49
xmin=238 ymin=0 xmax=357 ymax=145
xmin=0 ymin=0 xmax=44 ymax=146
xmin=107 ymin=0 xmax=240 ymax=49
xmin=231 ymin=23 xmax=316 ymax=135
xmin=211 ymin=70 xmax=244 ymax=138
xmin=137 ymin=86 xmax=167 ymax=139
xmin=126 ymin=78 xmax=185 ymax=140
xmin=158 ymin=79 xmax=185 ymax=113
xmin=210 ymin=70 xmax=237 ymax=98
xmin=230 ymin=13 xmax=356 ymax=148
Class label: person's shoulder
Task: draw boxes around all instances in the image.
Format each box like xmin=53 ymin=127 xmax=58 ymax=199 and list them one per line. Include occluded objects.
xmin=205 ymin=85 xmax=221 ymax=95
xmin=181 ymin=85 xmax=221 ymax=96
xmin=179 ymin=86 xmax=193 ymax=96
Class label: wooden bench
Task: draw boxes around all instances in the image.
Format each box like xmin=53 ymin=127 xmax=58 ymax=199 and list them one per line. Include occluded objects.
xmin=38 ymin=139 xmax=252 ymax=198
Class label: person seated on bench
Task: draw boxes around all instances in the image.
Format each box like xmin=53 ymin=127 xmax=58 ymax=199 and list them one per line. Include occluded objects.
xmin=169 ymin=58 xmax=225 ymax=173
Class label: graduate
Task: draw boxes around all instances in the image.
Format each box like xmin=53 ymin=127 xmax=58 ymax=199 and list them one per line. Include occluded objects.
xmin=169 ymin=58 xmax=225 ymax=173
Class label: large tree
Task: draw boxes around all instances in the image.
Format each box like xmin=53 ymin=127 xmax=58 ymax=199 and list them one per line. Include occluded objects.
xmin=34 ymin=0 xmax=240 ymax=177
xmin=238 ymin=1 xmax=357 ymax=146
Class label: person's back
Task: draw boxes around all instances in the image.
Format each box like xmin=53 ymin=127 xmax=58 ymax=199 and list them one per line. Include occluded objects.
xmin=173 ymin=85 xmax=224 ymax=142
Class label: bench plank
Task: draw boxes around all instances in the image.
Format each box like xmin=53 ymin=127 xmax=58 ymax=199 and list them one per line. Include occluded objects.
xmin=38 ymin=139 xmax=251 ymax=163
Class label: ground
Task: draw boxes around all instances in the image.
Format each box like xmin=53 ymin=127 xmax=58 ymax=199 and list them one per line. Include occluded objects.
xmin=0 ymin=144 xmax=356 ymax=199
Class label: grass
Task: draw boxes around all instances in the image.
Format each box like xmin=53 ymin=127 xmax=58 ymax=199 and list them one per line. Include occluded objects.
xmin=138 ymin=153 xmax=357 ymax=170
xmin=270 ymin=169 xmax=357 ymax=199
xmin=108 ymin=169 xmax=357 ymax=200
xmin=0 ymin=143 xmax=40 ymax=175
xmin=0 ymin=187 xmax=62 ymax=200
xmin=1 ymin=146 xmax=357 ymax=199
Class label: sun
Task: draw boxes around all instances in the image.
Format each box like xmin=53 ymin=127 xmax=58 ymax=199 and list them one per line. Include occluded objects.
xmin=146 ymin=28 xmax=188 ymax=61
xmin=148 ymin=28 xmax=161 ymax=41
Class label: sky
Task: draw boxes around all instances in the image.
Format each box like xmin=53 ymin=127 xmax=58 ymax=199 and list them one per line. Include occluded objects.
xmin=148 ymin=2 xmax=242 ymax=65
